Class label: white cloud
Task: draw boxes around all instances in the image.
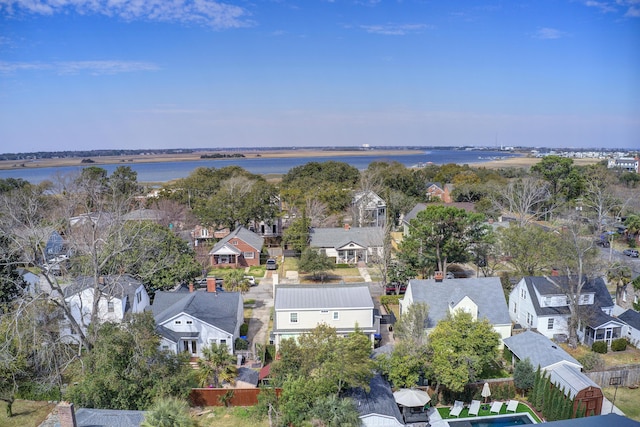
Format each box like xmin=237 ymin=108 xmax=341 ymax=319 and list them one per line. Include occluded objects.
xmin=0 ymin=60 xmax=159 ymax=75
xmin=584 ymin=0 xmax=640 ymax=17
xmin=359 ymin=23 xmax=431 ymax=36
xmin=0 ymin=0 xmax=251 ymax=28
xmin=585 ymin=1 xmax=617 ymax=13
xmin=533 ymin=27 xmax=566 ymax=40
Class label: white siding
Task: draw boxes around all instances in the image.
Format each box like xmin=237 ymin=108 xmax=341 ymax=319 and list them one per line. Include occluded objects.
xmin=275 ymin=308 xmax=373 ymax=331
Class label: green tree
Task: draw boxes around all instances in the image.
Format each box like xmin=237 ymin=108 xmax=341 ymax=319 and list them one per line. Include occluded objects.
xmin=141 ymin=397 xmax=196 ymax=427
xmin=222 ymin=268 xmax=250 ymax=293
xmin=377 ymin=342 xmax=428 ymax=389
xmin=197 ymin=342 xmax=237 ymax=388
xmin=513 ymin=358 xmax=536 ymax=396
xmin=393 ymin=302 xmax=429 ymax=347
xmin=607 ymin=262 xmax=632 ymax=305
xmin=531 ymin=155 xmax=575 ymax=204
xmin=309 ymin=395 xmax=361 ymax=427
xmin=427 ymin=311 xmax=500 ymax=393
xmin=67 ymin=312 xmax=195 ymax=409
xmin=497 ymin=224 xmax=563 ymax=276
xmin=400 ymin=205 xmax=490 ymax=275
xmin=298 ymin=248 xmax=334 ymax=282
xmin=282 ymin=212 xmax=310 ymax=255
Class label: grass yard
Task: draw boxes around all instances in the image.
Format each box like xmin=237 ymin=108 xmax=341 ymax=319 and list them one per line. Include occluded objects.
xmin=603 ymin=387 xmax=640 ymax=421
xmin=437 ymin=401 xmax=541 ymax=423
xmin=195 ymin=407 xmax=270 ymax=427
xmin=560 ymin=343 xmax=640 ymax=367
xmin=0 ymin=400 xmax=55 ymax=427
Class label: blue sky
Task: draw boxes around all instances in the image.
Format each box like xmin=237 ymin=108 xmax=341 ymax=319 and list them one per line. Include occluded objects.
xmin=1 ymin=0 xmax=638 ymax=152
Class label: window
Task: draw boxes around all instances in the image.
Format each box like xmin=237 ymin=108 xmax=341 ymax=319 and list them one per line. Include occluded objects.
xmin=290 ymin=312 xmax=298 ymax=323
xmin=526 ymin=312 xmax=533 ymax=326
xmin=186 ymin=320 xmax=193 ymax=325
xmin=220 ymin=339 xmax=227 ymax=345
xmin=513 ymin=302 xmax=517 ymax=314
xmin=107 ymin=301 xmax=114 ymax=313
xmin=521 ymin=288 xmax=526 ymax=299
xmin=581 ymin=294 xmax=590 ymax=304
xmin=548 ymin=318 xmax=554 ymax=330
xmin=175 ymin=320 xmax=182 ymax=325
xmin=244 ymin=251 xmax=255 ymax=259
xmin=201 ymin=228 xmax=209 ymax=237
xmin=232 ymin=240 xmax=238 ymax=245
xmin=162 ymin=345 xmax=169 ymax=350
xmin=623 ymin=290 xmax=627 ymax=302
xmin=136 ymin=292 xmax=142 ymax=304
xmin=333 ymin=311 xmax=339 ymax=320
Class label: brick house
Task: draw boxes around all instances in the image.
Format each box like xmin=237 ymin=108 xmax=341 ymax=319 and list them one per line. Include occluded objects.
xmin=208 ymin=226 xmax=264 ymax=268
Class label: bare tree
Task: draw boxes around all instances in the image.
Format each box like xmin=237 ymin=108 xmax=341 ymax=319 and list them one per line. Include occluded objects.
xmin=492 ymin=177 xmax=554 ymax=226
xmin=368 ymin=221 xmax=394 ymax=289
xmin=581 ymin=166 xmax=620 ymax=235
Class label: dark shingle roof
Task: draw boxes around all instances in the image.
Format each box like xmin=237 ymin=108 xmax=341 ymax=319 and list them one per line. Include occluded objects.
xmin=344 ymin=373 xmax=403 ymax=424
xmin=237 ymin=367 xmax=259 ymax=386
xmin=151 ymin=290 xmax=241 ymax=334
xmin=309 ymin=227 xmax=384 ymax=249
xmin=540 ymin=414 xmax=640 ymax=427
xmin=406 ymin=277 xmax=511 ymax=328
xmin=209 ymin=226 xmax=264 ymax=254
xmin=619 ymin=309 xmax=640 ymax=331
xmin=524 ymin=276 xmax=614 ymax=317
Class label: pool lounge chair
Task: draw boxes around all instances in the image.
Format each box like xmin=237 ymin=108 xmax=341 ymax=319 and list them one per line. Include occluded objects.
xmin=450 ymin=400 xmax=464 ymax=417
xmin=490 ymin=401 xmax=504 ymax=414
xmin=468 ymin=400 xmax=481 ymax=416
xmin=506 ymin=400 xmax=519 ymax=412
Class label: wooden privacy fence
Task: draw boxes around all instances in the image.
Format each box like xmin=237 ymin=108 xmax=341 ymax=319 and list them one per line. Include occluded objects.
xmin=585 ymin=364 xmax=640 ymax=388
xmin=190 ymin=387 xmax=282 ymax=407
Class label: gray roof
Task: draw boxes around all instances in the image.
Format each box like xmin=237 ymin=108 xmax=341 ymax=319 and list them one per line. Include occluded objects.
xmin=237 ymin=367 xmax=259 ymax=386
xmin=122 ymin=208 xmax=166 ymax=222
xmin=619 ymin=309 xmax=640 ymax=331
xmin=151 ymin=290 xmax=241 ymax=335
xmin=547 ymin=364 xmax=600 ymax=399
xmin=541 ymin=414 xmax=640 ymax=427
xmin=72 ymin=408 xmax=146 ymax=427
xmin=275 ymin=284 xmax=374 ymax=311
xmin=402 ymin=203 xmax=427 ymax=224
xmin=523 ymin=276 xmax=614 ymax=320
xmin=209 ymin=226 xmax=264 ymax=254
xmin=405 ymin=277 xmax=511 ymax=328
xmin=344 ymin=373 xmax=404 ymax=424
xmin=309 ymin=227 xmax=384 ymax=249
xmin=503 ymin=330 xmax=582 ymax=370
xmin=63 ymin=275 xmax=143 ymax=313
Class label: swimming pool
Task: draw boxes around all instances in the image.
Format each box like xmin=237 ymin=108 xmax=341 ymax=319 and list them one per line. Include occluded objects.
xmin=448 ymin=413 xmax=535 ymax=427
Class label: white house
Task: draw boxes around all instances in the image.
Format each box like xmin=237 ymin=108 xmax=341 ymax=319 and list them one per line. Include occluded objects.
xmin=308 ymin=226 xmax=384 ymax=264
xmin=150 ymin=287 xmax=243 ymax=357
xmin=62 ymin=275 xmax=150 ymax=344
xmin=618 ymin=309 xmax=640 ymax=348
xmin=400 ymin=277 xmax=512 ymax=345
xmin=508 ymin=275 xmax=623 ymax=346
xmin=272 ymin=284 xmax=380 ymax=350
xmin=352 ymin=190 xmax=386 ymax=228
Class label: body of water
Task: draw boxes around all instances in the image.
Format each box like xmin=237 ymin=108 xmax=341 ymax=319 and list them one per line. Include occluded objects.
xmin=0 ymin=150 xmax=518 ymax=184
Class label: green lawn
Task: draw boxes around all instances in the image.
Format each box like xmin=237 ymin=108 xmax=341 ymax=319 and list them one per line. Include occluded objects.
xmin=196 ymin=407 xmax=270 ymax=427
xmin=0 ymin=400 xmax=55 ymax=427
xmin=437 ymin=401 xmax=541 ymax=423
xmin=603 ymin=387 xmax=640 ymax=421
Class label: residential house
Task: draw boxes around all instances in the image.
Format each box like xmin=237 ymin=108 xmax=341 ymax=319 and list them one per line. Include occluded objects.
xmin=308 ymin=226 xmax=384 ymax=264
xmin=503 ymin=330 xmax=583 ymax=371
xmin=352 ymin=190 xmax=387 ymax=228
xmin=61 ymin=275 xmax=150 ymax=344
xmin=508 ymin=275 xmax=624 ymax=347
xmin=343 ymin=373 xmax=404 ymax=427
xmin=122 ymin=208 xmax=168 ymax=224
xmin=616 ymin=279 xmax=640 ymax=311
xmin=618 ymin=309 xmax=640 ymax=347
xmin=425 ymin=182 xmax=453 ymax=203
xmin=607 ymin=156 xmax=639 ymax=173
xmin=272 ymin=284 xmax=380 ymax=350
xmin=400 ymin=277 xmax=512 ymax=345
xmin=150 ymin=282 xmax=243 ymax=357
xmin=208 ymin=226 xmax=264 ymax=268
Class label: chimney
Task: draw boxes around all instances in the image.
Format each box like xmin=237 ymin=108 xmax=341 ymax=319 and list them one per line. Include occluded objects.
xmin=344 ymin=224 xmax=350 ymax=231
xmin=189 ymin=282 xmax=194 ymax=293
xmin=57 ymin=402 xmax=78 ymax=427
xmin=551 ymin=268 xmax=559 ymax=277
xmin=206 ymin=276 xmax=217 ymax=293
xmin=434 ymin=271 xmax=444 ymax=282
xmin=98 ymin=276 xmax=105 ymax=285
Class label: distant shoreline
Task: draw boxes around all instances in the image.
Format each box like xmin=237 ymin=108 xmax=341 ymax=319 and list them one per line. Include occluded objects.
xmin=0 ymin=149 xmax=601 ymax=173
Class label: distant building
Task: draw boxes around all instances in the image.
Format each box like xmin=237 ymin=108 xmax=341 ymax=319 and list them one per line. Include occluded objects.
xmin=608 ymin=156 xmax=639 ymax=173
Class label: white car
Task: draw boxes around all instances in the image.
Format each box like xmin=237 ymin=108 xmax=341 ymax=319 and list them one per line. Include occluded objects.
xmin=244 ymin=275 xmax=257 ymax=286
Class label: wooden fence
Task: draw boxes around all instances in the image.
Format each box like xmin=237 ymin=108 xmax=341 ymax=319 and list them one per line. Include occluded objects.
xmin=190 ymin=387 xmax=282 ymax=407
xmin=585 ymin=364 xmax=640 ymax=388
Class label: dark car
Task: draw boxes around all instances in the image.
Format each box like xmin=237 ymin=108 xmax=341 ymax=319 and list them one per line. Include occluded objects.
xmin=266 ymin=258 xmax=277 ymax=270
xmin=595 ymin=239 xmax=610 ymax=248
xmin=385 ymin=283 xmax=407 ymax=295
xmin=623 ymin=249 xmax=639 ymax=258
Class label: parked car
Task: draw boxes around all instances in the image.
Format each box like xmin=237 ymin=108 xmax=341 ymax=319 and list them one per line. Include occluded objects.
xmin=385 ymin=282 xmax=407 ymax=295
xmin=266 ymin=258 xmax=277 ymax=270
xmin=595 ymin=239 xmax=610 ymax=248
xmin=244 ymin=275 xmax=257 ymax=286
xmin=623 ymin=249 xmax=639 ymax=258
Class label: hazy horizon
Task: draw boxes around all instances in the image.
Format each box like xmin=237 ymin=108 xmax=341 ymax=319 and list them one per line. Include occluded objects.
xmin=1 ymin=1 xmax=639 ymax=151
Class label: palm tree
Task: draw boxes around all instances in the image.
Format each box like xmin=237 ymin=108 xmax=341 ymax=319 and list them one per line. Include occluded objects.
xmin=223 ymin=268 xmax=249 ymax=293
xmin=607 ymin=262 xmax=632 ymax=304
xmin=309 ymin=395 xmax=361 ymax=427
xmin=141 ymin=397 xmax=195 ymax=427
xmin=625 ymin=214 xmax=640 ymax=244
xmin=197 ymin=342 xmax=237 ymax=388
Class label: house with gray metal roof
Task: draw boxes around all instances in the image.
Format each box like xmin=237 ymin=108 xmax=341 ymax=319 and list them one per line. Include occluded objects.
xmin=508 ymin=275 xmax=624 ymax=347
xmin=503 ymin=330 xmax=582 ymax=371
xmin=150 ymin=288 xmax=243 ymax=357
xmin=272 ymin=284 xmax=379 ymax=350
xmin=546 ymin=363 xmax=603 ymax=415
xmin=61 ymin=275 xmax=150 ymax=345
xmin=208 ymin=226 xmax=264 ymax=268
xmin=400 ymin=277 xmax=512 ymax=345
xmin=309 ymin=226 xmax=384 ymax=264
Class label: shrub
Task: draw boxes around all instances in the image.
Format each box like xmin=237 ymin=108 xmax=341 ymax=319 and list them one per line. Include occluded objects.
xmin=592 ymin=341 xmax=608 ymax=354
xmin=334 ymin=263 xmax=351 ymax=269
xmin=380 ymin=295 xmax=402 ymax=305
xmin=611 ymin=338 xmax=628 ymax=352
xmin=235 ymin=337 xmax=249 ymax=350
xmin=240 ymin=322 xmax=249 ymax=336
xmin=578 ymin=351 xmax=605 ymax=371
